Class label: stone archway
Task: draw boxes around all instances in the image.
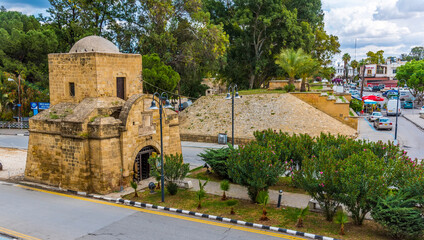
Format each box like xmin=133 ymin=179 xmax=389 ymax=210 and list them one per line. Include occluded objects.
xmin=133 ymin=146 xmax=157 ymax=182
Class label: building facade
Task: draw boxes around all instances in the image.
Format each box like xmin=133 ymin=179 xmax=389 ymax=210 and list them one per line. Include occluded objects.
xmin=25 ymin=36 xmax=182 ymax=194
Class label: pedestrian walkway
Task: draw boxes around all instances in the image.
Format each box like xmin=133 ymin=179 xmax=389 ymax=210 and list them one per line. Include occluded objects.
xmin=0 ymin=128 xmax=28 ymax=136
xmin=403 ymin=114 xmax=424 ymax=130
xmin=181 ymin=141 xmax=237 ymax=149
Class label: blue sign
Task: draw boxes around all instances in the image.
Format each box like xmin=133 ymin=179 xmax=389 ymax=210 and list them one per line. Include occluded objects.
xmin=17 ymin=104 xmax=21 ymax=107
xmin=30 ymin=102 xmax=38 ymax=110
xmin=38 ymin=102 xmax=50 ymax=110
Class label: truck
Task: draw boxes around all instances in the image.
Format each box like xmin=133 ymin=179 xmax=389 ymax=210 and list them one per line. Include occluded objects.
xmin=386 ymin=99 xmax=401 ymax=116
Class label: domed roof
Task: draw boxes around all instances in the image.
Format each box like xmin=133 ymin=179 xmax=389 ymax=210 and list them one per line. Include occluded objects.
xmin=69 ymin=36 xmax=120 ymax=54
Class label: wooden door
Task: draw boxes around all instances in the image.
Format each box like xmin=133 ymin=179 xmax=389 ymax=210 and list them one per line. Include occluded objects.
xmin=117 ymin=77 xmax=125 ymax=99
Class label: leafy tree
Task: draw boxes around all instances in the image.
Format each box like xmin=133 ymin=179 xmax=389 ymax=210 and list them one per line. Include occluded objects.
xmin=310 ymin=24 xmax=340 ymax=66
xmin=350 ymin=60 xmax=358 ymax=79
xmin=396 ymin=60 xmax=424 ymax=105
xmin=401 ymin=46 xmax=424 ymax=61
xmin=142 ymin=54 xmax=180 ymax=94
xmin=284 ymin=0 xmax=323 ymax=29
xmin=204 ymin=0 xmax=315 ymax=89
xmin=227 ymin=141 xmax=284 ymax=202
xmin=365 ymin=50 xmax=385 ymax=64
xmin=299 ymin=56 xmax=320 ymax=92
xmin=349 ymin=98 xmax=363 ymax=112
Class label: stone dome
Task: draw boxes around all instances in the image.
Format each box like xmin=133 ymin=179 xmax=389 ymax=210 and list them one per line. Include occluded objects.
xmin=69 ymin=36 xmax=120 ymax=54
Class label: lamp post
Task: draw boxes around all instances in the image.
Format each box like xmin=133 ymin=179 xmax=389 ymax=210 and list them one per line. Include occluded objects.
xmin=149 ymin=92 xmax=172 ymax=202
xmin=8 ymin=76 xmax=21 ymax=128
xmin=225 ymin=84 xmax=240 ymax=147
xmin=394 ymin=79 xmax=407 ymax=145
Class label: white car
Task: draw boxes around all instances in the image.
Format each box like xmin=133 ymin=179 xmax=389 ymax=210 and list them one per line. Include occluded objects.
xmin=420 ymin=106 xmax=424 ymax=114
xmin=368 ymin=112 xmax=383 ymax=122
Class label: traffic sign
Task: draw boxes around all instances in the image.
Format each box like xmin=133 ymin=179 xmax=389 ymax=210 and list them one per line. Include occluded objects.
xmin=38 ymin=102 xmax=50 ymax=110
xmin=30 ymin=102 xmax=38 ymax=110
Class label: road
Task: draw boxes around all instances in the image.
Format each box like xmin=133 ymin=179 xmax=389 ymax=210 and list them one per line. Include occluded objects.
xmin=0 ymin=182 xmax=303 ymax=240
xmin=357 ymin=108 xmax=424 ymax=160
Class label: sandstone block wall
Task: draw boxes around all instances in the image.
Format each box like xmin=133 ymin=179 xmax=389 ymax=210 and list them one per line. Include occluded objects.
xmin=269 ymin=80 xmax=301 ymax=90
xmin=291 ymin=92 xmax=358 ymax=130
xmin=48 ymin=53 xmax=142 ymax=105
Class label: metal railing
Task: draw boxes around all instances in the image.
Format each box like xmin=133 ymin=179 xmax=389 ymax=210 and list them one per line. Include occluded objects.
xmin=0 ymin=121 xmax=29 ymax=129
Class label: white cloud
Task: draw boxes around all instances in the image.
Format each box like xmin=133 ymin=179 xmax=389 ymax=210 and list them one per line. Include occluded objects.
xmin=323 ymin=0 xmax=424 ymax=64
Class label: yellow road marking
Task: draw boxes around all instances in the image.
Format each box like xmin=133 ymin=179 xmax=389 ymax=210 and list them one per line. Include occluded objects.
xmin=17 ymin=185 xmax=306 ymax=240
xmin=0 ymin=226 xmax=41 ymax=240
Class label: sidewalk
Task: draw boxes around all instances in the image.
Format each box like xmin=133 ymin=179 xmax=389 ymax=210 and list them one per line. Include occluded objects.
xmin=403 ymin=114 xmax=424 ymax=130
xmin=0 ymin=128 xmax=29 ymax=136
xmin=181 ymin=141 xmax=237 ymax=149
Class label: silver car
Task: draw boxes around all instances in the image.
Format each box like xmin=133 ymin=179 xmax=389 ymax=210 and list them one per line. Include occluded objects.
xmin=368 ymin=112 xmax=383 ymax=122
xmin=374 ymin=117 xmax=393 ymax=130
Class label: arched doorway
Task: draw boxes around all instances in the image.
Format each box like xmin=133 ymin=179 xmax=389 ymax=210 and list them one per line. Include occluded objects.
xmin=133 ymin=146 xmax=157 ymax=182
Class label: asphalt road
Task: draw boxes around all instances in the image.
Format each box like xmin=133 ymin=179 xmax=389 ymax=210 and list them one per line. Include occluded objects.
xmin=0 ymin=182 xmax=303 ymax=240
xmin=357 ymin=109 xmax=424 ymax=160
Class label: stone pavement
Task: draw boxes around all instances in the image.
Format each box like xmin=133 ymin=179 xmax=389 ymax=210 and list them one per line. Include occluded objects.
xmin=403 ymin=114 xmax=424 ymax=130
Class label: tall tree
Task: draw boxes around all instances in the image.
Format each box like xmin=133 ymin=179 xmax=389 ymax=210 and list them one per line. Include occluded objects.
xmin=275 ymin=48 xmax=309 ymax=86
xmin=365 ymin=50 xmax=385 ymax=64
xmin=284 ymin=0 xmax=324 ymax=29
xmin=204 ymin=0 xmax=315 ymax=89
xmin=350 ymin=59 xmax=358 ymax=79
xmin=311 ymin=24 xmax=340 ymax=66
xmin=342 ymin=53 xmax=351 ymax=81
xmin=396 ymin=60 xmax=424 ymax=105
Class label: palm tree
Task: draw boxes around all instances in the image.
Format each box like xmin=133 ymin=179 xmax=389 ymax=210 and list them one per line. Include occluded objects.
xmin=275 ymin=48 xmax=308 ymax=86
xmin=334 ymin=210 xmax=349 ymax=235
xmin=296 ymin=206 xmax=309 ymax=227
xmin=342 ymin=53 xmax=351 ymax=82
xmin=350 ymin=60 xmax=359 ymax=80
xmin=299 ymin=57 xmax=320 ymax=92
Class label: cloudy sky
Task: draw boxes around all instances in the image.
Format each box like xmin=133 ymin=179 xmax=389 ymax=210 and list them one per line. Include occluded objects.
xmin=2 ymin=0 xmax=424 ymax=65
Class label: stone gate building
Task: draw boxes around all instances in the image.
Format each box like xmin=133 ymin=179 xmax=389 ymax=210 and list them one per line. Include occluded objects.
xmin=24 ymin=36 xmax=182 ymax=194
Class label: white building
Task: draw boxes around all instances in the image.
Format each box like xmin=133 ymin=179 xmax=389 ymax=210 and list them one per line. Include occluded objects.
xmin=335 ymin=62 xmax=355 ymax=78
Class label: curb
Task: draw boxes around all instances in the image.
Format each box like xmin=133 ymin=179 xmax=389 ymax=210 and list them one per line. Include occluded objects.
xmin=402 ymin=115 xmax=424 ymax=131
xmin=16 ymin=182 xmax=340 ymax=240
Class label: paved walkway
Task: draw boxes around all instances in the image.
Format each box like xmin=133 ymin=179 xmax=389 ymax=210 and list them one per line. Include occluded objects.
xmin=0 ymin=129 xmax=28 ymax=135
xmin=403 ymin=114 xmax=424 ymax=130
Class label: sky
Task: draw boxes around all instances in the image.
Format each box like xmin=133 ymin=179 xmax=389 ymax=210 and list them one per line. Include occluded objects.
xmin=2 ymin=0 xmax=424 ymax=66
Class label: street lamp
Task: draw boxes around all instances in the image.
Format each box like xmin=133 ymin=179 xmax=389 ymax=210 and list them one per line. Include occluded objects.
xmin=8 ymin=76 xmax=22 ymax=129
xmin=394 ymin=79 xmax=407 ymax=144
xmin=225 ymin=84 xmax=240 ymax=147
xmin=149 ymin=92 xmax=172 ymax=202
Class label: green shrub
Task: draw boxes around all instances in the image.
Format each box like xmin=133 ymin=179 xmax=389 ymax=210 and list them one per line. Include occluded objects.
xmin=283 ymin=84 xmax=295 ymax=92
xmin=256 ymin=190 xmax=269 ymax=221
xmin=130 ymin=181 xmax=138 ymax=197
xmin=349 ymin=98 xmax=363 ymax=112
xmin=220 ymin=180 xmax=230 ymax=200
xmin=372 ymin=191 xmax=424 ymax=239
xmin=227 ymin=141 xmax=285 ymax=202
xmin=334 ymin=210 xmax=349 ymax=235
xmin=148 ymin=153 xmax=189 ymax=195
xmin=166 ymin=182 xmax=178 ymax=195
xmin=196 ymin=179 xmax=208 ymax=209
xmin=198 ymin=145 xmax=233 ymax=179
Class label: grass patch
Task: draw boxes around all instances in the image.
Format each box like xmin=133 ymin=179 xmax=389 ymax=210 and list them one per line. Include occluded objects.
xmin=238 ymin=89 xmax=286 ymax=95
xmin=123 ymin=188 xmax=390 ymax=240
xmin=269 ymin=177 xmax=307 ymax=194
xmin=187 ymin=168 xmax=224 ymax=182
xmin=189 ymin=166 xmax=203 ymax=173
xmin=310 ymin=85 xmax=323 ymax=90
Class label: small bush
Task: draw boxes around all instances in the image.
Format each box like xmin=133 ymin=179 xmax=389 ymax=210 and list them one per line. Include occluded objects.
xmin=166 ymin=182 xmax=178 ymax=195
xmin=198 ymin=145 xmax=233 ymax=179
xmin=220 ymin=180 xmax=230 ymax=200
xmin=283 ymin=84 xmax=295 ymax=92
xmin=349 ymin=98 xmax=363 ymax=112
xmin=372 ymin=191 xmax=424 ymax=239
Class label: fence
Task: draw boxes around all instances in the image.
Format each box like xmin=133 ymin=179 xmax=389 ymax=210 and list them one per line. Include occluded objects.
xmin=0 ymin=121 xmax=29 ymax=129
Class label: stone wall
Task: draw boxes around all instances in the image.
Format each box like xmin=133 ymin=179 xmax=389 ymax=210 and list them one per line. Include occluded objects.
xmin=290 ymin=92 xmax=357 ymax=130
xmin=48 ymin=53 xmax=142 ymax=105
xmin=268 ymin=80 xmax=301 ymax=90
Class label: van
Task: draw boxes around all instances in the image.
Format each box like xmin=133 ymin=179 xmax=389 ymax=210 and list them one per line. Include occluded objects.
xmin=386 ymin=99 xmax=401 ymax=116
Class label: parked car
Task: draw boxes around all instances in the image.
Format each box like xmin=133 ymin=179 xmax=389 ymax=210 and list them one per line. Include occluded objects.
xmin=364 ymin=87 xmax=372 ymax=92
xmin=368 ymin=112 xmax=383 ymax=122
xmin=372 ymin=86 xmax=381 ymax=92
xmin=402 ymin=101 xmax=413 ymax=109
xmin=374 ymin=117 xmax=393 ymax=130
xmin=420 ymin=106 xmax=424 ymax=114
xmin=386 ymin=99 xmax=401 ymax=116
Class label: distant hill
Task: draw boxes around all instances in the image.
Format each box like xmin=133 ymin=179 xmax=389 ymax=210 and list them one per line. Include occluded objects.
xmin=179 ymin=93 xmax=357 ymax=141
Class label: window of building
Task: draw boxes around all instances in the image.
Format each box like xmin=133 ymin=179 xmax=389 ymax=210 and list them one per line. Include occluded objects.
xmin=393 ymin=69 xmax=397 ymax=74
xmin=69 ymin=82 xmax=75 ymax=97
